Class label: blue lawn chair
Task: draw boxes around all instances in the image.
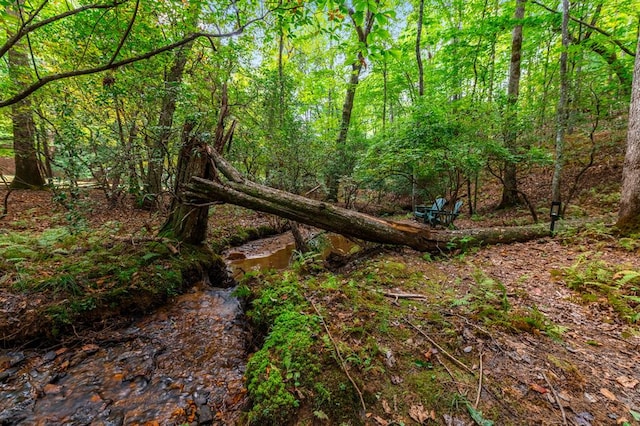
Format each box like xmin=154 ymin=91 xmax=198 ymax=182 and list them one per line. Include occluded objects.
xmin=414 ymin=197 xmax=446 ymax=227
xmin=439 ymin=200 xmax=464 ymax=228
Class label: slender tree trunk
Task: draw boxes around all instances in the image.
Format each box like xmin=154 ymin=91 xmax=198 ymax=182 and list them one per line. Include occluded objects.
xmin=498 ymin=0 xmax=526 ymax=209
xmin=382 ymin=57 xmax=388 ymax=132
xmin=145 ymin=43 xmax=192 ymax=206
xmin=327 ymin=61 xmax=364 ymax=201
xmin=415 ymin=0 xmax=425 ymax=97
xmin=125 ymin=119 xmax=140 ymax=194
xmin=617 ymin=33 xmax=640 ymax=233
xmin=470 ymin=0 xmax=490 ymax=101
xmin=38 ymin=120 xmax=53 ymax=179
xmin=551 ymin=0 xmax=570 ymax=207
xmin=326 ymin=5 xmax=377 ymax=201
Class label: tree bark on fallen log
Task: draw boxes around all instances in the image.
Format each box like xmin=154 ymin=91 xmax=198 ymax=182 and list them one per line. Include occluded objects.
xmin=182 ymin=150 xmax=556 ymax=252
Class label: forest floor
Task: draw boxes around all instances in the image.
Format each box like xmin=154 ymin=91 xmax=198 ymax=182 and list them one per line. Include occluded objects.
xmin=0 ymin=161 xmax=639 ymax=425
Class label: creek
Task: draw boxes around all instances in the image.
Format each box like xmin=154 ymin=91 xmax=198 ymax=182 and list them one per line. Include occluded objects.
xmin=0 ymin=232 xmax=357 ymax=425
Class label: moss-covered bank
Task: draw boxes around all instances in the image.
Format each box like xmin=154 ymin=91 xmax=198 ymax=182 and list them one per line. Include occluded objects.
xmin=0 ymin=225 xmax=228 ymax=346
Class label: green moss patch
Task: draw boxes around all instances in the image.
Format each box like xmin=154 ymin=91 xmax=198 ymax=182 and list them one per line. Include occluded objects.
xmin=0 ymin=226 xmax=223 ymax=344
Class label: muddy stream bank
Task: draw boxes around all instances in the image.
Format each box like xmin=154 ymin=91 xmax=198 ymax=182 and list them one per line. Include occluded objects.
xmin=0 ymin=232 xmax=356 ymax=425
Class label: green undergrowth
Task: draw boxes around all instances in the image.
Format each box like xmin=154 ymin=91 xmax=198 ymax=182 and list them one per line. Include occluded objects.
xmin=555 ymin=226 xmax=640 ymax=324
xmin=556 ymin=254 xmax=640 ymax=324
xmin=236 ymin=223 xmax=640 ymax=425
xmin=240 ymin=271 xmax=322 ymax=425
xmin=454 ymin=270 xmax=567 ymax=339
xmin=238 ymin=255 xmax=512 ymax=425
xmin=0 ymin=224 xmax=221 ymax=343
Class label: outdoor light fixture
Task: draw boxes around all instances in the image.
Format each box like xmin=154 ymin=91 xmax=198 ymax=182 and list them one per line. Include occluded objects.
xmin=550 ymin=201 xmax=561 ymax=233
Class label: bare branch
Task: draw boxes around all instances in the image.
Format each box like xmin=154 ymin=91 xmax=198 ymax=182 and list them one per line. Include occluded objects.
xmin=16 ymin=0 xmax=42 ymax=80
xmin=22 ymin=0 xmax=50 ymax=30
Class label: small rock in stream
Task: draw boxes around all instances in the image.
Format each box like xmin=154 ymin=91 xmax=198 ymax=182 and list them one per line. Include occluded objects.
xmin=197 ymin=403 xmax=214 ymax=424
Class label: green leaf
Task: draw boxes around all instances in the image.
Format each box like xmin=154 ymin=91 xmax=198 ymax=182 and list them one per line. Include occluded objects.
xmin=374 ymin=13 xmax=388 ymax=26
xmin=313 ymin=410 xmax=329 ymax=420
xmin=388 ymin=48 xmax=402 ymax=60
xmin=630 ymin=409 xmax=640 ymax=421
xmin=616 ymin=270 xmax=640 ymax=285
xmin=465 ymin=401 xmax=494 ymax=426
xmin=367 ymin=0 xmax=378 ymax=14
xmin=352 ymin=10 xmax=364 ymax=26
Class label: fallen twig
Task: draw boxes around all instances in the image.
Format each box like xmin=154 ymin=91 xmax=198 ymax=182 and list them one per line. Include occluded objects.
xmin=475 ymin=350 xmax=483 ymax=408
xmin=311 ymin=299 xmax=366 ymax=417
xmin=435 ymin=354 xmax=463 ymax=394
xmin=404 ymin=317 xmax=474 ymax=374
xmin=542 ymin=372 xmax=568 ymax=426
xmin=382 ymin=291 xmax=428 ymax=301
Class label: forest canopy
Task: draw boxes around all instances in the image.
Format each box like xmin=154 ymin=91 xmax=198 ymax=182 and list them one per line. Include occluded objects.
xmin=0 ymin=0 xmax=637 ymax=222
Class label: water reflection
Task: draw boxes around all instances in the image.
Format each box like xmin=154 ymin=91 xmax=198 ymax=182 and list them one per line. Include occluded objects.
xmin=0 ymin=286 xmax=247 ymax=425
xmin=226 ymin=233 xmax=358 ymax=279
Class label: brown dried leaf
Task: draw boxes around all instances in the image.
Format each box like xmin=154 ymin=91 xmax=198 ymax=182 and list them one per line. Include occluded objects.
xmin=600 ymin=388 xmax=617 ymax=401
xmin=43 ymin=383 xmax=62 ymax=394
xmin=409 ymin=404 xmax=433 ymax=424
xmin=82 ymin=344 xmax=99 ymax=354
xmin=615 ymin=376 xmax=639 ymax=389
xmin=529 ymin=383 xmax=548 ymax=394
xmin=382 ymin=399 xmax=392 ymax=414
xmin=372 ymin=415 xmax=389 ymax=426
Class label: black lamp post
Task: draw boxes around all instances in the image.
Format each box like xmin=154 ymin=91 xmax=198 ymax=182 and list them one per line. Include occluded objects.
xmin=550 ymin=201 xmax=561 ymax=233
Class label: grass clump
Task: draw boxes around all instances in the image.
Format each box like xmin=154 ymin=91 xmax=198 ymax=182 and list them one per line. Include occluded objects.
xmin=456 ymin=270 xmax=565 ymax=338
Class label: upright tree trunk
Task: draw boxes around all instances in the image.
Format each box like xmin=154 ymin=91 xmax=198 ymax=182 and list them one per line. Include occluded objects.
xmin=498 ymin=0 xmax=526 ymax=209
xmin=415 ymin=0 xmax=425 ymax=97
xmin=145 ymin=43 xmax=192 ymax=206
xmin=159 ymin=121 xmax=213 ymax=245
xmin=382 ymin=57 xmax=388 ymax=132
xmin=7 ymin=21 xmax=45 ymax=189
xmin=326 ymin=61 xmax=364 ymax=201
xmin=617 ymin=33 xmax=640 ymax=233
xmin=326 ymin=5 xmax=377 ymax=201
xmin=160 ymin=81 xmax=235 ymax=244
xmin=551 ymin=0 xmax=570 ymax=207
xmin=11 ymin=99 xmax=44 ymax=189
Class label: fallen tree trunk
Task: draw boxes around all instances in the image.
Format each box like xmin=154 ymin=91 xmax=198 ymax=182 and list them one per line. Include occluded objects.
xmin=182 ymin=150 xmax=555 ymax=252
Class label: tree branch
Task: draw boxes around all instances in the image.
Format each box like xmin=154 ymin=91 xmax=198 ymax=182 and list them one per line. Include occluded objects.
xmin=531 ymin=0 xmax=635 ymax=56
xmin=16 ymin=0 xmax=42 ymax=80
xmin=0 ymin=1 xmax=129 ymax=59
xmin=0 ymin=8 xmax=270 ymax=108
xmin=108 ymin=0 xmax=140 ymax=65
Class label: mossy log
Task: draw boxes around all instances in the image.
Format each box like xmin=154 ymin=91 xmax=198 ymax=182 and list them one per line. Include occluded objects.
xmin=182 ymin=150 xmax=558 ymax=252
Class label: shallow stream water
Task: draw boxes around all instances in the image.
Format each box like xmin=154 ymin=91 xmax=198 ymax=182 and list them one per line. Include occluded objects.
xmin=0 ymin=232 xmax=356 ymax=424
xmin=0 ymin=285 xmax=247 ymax=425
